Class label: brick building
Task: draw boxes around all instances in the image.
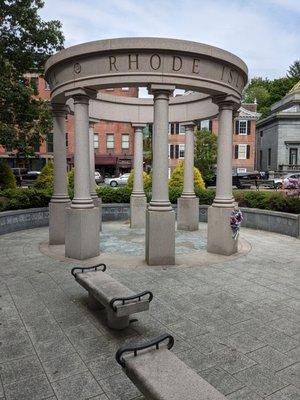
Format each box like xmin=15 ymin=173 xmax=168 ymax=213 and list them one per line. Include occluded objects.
xmin=0 ymin=75 xmax=259 ymax=176
xmin=167 ymin=103 xmax=260 ymax=175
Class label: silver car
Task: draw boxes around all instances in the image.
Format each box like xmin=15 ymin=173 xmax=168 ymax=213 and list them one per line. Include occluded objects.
xmin=105 ymin=173 xmax=130 ymax=187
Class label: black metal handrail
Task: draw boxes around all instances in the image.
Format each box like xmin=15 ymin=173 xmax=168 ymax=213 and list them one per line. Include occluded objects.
xmin=109 ymin=290 xmax=153 ymax=311
xmin=71 ymin=263 xmax=107 ymax=277
xmin=115 ymin=333 xmax=174 ymax=367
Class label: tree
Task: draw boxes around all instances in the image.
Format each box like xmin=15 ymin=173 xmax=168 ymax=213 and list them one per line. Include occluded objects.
xmin=0 ymin=0 xmax=64 ymax=159
xmin=287 ymin=60 xmax=300 ymax=79
xmin=35 ymin=161 xmax=53 ymax=189
xmin=243 ymin=76 xmax=299 ymax=118
xmin=0 ymin=160 xmax=17 ymax=189
xmin=194 ymin=128 xmax=217 ymax=183
xmin=127 ymin=170 xmax=152 ymax=191
xmin=169 ymin=160 xmax=205 ymax=190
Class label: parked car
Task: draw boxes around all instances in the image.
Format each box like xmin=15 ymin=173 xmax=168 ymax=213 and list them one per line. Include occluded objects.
xmin=104 ymin=173 xmax=130 ymax=187
xmin=95 ymin=171 xmax=104 ymax=184
xmin=283 ymin=172 xmax=300 ymax=188
xmin=21 ymin=171 xmax=41 ymax=187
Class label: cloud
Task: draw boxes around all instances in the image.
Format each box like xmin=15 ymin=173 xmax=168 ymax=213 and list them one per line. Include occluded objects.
xmin=40 ymin=0 xmax=300 ymax=79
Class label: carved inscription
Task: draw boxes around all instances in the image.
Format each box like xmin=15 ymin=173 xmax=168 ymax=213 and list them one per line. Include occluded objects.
xmin=106 ymin=53 xmax=244 ymax=90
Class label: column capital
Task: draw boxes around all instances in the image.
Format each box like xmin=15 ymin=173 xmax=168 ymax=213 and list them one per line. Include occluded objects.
xmin=181 ymin=121 xmax=196 ymax=130
xmin=212 ymin=95 xmax=240 ymax=111
xmin=65 ymin=88 xmax=97 ymax=103
xmin=148 ymin=84 xmax=175 ymax=96
xmin=132 ymin=123 xmax=147 ymax=131
xmin=51 ymin=103 xmax=69 ymax=117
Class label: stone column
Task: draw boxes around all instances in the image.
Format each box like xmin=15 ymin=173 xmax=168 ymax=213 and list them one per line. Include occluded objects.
xmin=89 ymin=122 xmax=102 ymax=231
xmin=64 ymin=88 xmax=100 ymax=260
xmin=207 ymin=97 xmax=238 ymax=255
xmin=130 ymin=124 xmax=147 ymax=228
xmin=49 ymin=103 xmax=71 ymax=244
xmin=177 ymin=123 xmax=199 ymax=231
xmin=146 ymin=84 xmax=175 ymax=265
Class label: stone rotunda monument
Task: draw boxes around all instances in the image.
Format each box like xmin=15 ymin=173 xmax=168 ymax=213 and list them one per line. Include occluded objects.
xmin=44 ymin=37 xmax=248 ymax=265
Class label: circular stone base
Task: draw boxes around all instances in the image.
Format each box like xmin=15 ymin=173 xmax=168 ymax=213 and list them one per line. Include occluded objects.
xmin=40 ymin=221 xmax=251 ymax=268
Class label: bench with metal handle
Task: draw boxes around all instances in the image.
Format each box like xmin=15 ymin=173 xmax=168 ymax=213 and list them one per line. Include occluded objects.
xmin=71 ymin=263 xmax=153 ymax=330
xmin=115 ymin=333 xmax=227 ymax=400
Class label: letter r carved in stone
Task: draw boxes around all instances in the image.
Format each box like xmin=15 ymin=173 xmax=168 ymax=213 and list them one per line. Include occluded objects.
xmin=109 ymin=56 xmax=118 ymax=71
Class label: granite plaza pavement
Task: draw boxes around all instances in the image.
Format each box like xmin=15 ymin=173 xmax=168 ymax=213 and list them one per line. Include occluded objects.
xmin=0 ymin=222 xmax=299 ymax=400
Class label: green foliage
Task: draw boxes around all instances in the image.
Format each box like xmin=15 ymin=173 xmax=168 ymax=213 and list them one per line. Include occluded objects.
xmin=68 ymin=169 xmax=75 ymax=190
xmin=0 ymin=160 xmax=17 ymax=189
xmin=126 ymin=170 xmax=152 ymax=191
xmin=169 ymin=160 xmax=205 ymax=190
xmin=0 ymin=0 xmax=64 ymax=156
xmin=287 ymin=60 xmax=300 ymax=79
xmin=234 ymin=190 xmax=300 ymax=214
xmin=35 ymin=162 xmax=54 ymax=189
xmin=243 ymin=76 xmax=299 ymax=118
xmin=96 ymin=186 xmax=132 ymax=203
xmin=194 ymin=128 xmax=217 ymax=182
xmin=0 ymin=188 xmax=52 ymax=211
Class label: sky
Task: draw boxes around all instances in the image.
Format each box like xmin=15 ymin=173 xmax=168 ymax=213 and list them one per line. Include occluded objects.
xmin=40 ymin=0 xmax=300 ymax=80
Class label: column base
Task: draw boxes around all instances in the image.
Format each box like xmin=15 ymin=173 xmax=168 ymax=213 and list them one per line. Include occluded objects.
xmin=130 ymin=194 xmax=147 ymax=228
xmin=49 ymin=200 xmax=71 ymax=245
xmin=92 ymin=196 xmax=102 ymax=232
xmin=177 ymin=196 xmax=199 ymax=231
xmin=207 ymin=205 xmax=238 ymax=256
xmin=65 ymin=207 xmax=100 ymax=260
xmin=145 ymin=208 xmax=175 ymax=266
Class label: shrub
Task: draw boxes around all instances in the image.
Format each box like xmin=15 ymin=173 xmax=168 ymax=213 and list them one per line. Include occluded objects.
xmin=35 ymin=162 xmax=54 ymax=189
xmin=0 ymin=188 xmax=52 ymax=211
xmin=96 ymin=186 xmax=132 ymax=203
xmin=0 ymin=160 xmax=17 ymax=189
xmin=169 ymin=160 xmax=205 ymax=190
xmin=126 ymin=170 xmax=152 ymax=191
xmin=68 ymin=169 xmax=75 ymax=190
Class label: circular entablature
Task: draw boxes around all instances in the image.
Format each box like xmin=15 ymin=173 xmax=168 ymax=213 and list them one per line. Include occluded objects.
xmin=45 ymin=37 xmax=248 ymax=105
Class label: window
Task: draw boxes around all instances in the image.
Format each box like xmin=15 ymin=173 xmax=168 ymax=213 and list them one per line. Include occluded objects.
xmin=121 ymin=134 xmax=129 ymax=149
xmin=289 ymin=148 xmax=298 ymax=165
xmin=259 ymin=150 xmax=263 ymax=170
xmin=239 ymin=120 xmax=247 ymax=135
xmin=66 ymin=132 xmax=68 ymax=148
xmin=268 ymin=148 xmax=271 ymax=166
xmin=179 ymin=124 xmax=186 ymax=135
xmin=201 ymin=120 xmax=210 ymax=130
xmin=179 ymin=144 xmax=185 ymax=159
xmin=238 ymin=144 xmax=247 ymax=159
xmin=235 ymin=144 xmax=250 ymax=159
xmin=169 ymin=144 xmax=174 ymax=159
xmin=169 ymin=123 xmax=180 ymax=135
xmin=94 ymin=134 xmax=99 ymax=149
xmin=46 ymin=133 xmax=53 ymax=153
xmin=44 ymin=81 xmax=51 ymax=90
xmin=260 ymin=131 xmax=263 ymax=138
xmin=235 ymin=120 xmax=250 ymax=135
xmin=106 ymin=133 xmax=114 ymax=149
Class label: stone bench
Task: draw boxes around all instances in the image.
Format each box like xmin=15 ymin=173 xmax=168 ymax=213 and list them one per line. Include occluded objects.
xmin=115 ymin=333 xmax=227 ymax=400
xmin=71 ymin=264 xmax=153 ymax=330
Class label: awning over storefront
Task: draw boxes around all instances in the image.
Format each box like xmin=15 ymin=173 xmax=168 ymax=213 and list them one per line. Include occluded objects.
xmin=95 ymin=155 xmax=117 ymax=165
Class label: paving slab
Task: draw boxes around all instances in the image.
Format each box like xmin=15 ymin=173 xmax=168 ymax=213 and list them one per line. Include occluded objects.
xmin=0 ymin=223 xmax=299 ymax=400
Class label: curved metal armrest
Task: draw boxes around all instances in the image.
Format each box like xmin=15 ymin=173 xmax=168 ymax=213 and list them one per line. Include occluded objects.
xmin=71 ymin=263 xmax=106 ymax=277
xmin=116 ymin=333 xmax=174 ymax=367
xmin=109 ymin=290 xmax=153 ymax=311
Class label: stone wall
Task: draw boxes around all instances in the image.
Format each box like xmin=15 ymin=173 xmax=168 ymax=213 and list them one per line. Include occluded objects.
xmin=0 ymin=208 xmax=49 ymax=235
xmin=0 ymin=205 xmax=299 ymax=238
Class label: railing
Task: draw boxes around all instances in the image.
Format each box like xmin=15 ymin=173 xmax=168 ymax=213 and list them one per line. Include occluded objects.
xmin=278 ymin=164 xmax=300 ymax=172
